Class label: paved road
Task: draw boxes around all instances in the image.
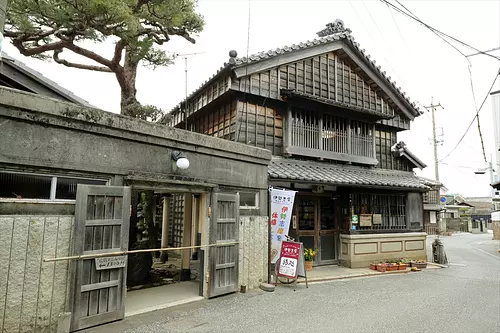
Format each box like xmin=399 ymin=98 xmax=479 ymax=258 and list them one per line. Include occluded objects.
xmin=87 ymin=233 xmax=500 ymax=333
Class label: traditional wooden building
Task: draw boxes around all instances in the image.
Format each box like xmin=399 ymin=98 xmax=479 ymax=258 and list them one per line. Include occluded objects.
xmin=168 ymin=20 xmax=429 ymax=268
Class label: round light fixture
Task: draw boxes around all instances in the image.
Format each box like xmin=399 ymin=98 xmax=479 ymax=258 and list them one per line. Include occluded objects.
xmin=176 ymin=157 xmax=190 ymax=170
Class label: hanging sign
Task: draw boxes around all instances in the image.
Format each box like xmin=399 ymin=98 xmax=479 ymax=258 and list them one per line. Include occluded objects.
xmin=277 ymin=241 xmax=301 ymax=278
xmin=269 ymin=188 xmax=296 ymax=263
xmin=95 ymin=255 xmax=127 ymax=270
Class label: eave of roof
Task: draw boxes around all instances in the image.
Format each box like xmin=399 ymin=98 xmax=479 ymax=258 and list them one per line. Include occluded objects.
xmin=268 ymin=157 xmax=429 ymax=191
xmin=1 ymin=52 xmax=95 ymax=108
xmin=168 ymin=21 xmax=421 ymax=119
xmin=391 ymin=142 xmax=427 ymax=170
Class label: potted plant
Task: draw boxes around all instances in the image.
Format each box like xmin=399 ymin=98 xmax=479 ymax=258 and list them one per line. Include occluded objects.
xmin=369 ymin=263 xmax=377 ymax=270
xmin=376 ymin=263 xmax=387 ymax=272
xmin=386 ymin=263 xmax=398 ymax=271
xmin=410 ymin=260 xmax=427 ymax=269
xmin=304 ymin=248 xmax=316 ymax=271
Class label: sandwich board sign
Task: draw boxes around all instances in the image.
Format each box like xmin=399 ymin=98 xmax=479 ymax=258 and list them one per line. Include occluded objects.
xmin=276 ymin=240 xmax=308 ymax=288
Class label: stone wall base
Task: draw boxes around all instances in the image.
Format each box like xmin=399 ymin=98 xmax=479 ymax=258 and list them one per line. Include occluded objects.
xmin=492 ymin=221 xmax=500 ymax=240
xmin=339 ymin=233 xmax=427 ymax=268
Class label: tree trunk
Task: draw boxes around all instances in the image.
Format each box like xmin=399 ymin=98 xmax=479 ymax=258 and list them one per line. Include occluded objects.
xmin=115 ymin=47 xmax=140 ymax=113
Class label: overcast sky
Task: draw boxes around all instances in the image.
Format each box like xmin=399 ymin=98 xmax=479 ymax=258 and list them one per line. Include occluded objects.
xmin=4 ymin=0 xmax=500 ymax=197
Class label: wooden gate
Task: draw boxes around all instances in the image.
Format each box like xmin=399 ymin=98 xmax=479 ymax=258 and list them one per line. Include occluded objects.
xmin=209 ymin=193 xmax=240 ymax=298
xmin=70 ymin=185 xmax=131 ymax=331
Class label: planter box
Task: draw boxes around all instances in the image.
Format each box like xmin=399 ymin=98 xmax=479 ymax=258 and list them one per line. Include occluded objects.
xmin=398 ymin=264 xmax=407 ymax=270
xmin=411 ymin=262 xmax=427 ymax=269
xmin=376 ymin=264 xmax=386 ymax=272
xmin=369 ymin=263 xmax=377 ymax=270
xmin=386 ymin=265 xmax=398 ymax=271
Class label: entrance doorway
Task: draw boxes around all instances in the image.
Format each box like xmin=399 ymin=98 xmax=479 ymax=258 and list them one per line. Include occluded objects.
xmin=125 ymin=190 xmax=207 ymax=316
xmin=293 ymin=195 xmax=339 ymax=265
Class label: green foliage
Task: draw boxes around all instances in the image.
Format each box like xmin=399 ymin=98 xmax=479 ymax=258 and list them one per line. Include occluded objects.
xmin=5 ymin=0 xmax=205 ymax=117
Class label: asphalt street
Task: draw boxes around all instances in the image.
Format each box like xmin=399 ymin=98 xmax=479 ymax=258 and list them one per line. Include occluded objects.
xmin=85 ymin=232 xmax=500 ymax=333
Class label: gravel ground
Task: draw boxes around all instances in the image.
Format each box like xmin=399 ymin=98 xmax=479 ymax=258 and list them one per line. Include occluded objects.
xmin=85 ymin=232 xmax=500 ymax=333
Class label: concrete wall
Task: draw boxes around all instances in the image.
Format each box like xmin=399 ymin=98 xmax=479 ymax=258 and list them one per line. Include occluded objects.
xmin=339 ymin=233 xmax=427 ymax=268
xmin=0 ymin=214 xmax=74 ymax=333
xmin=444 ymin=217 xmax=470 ymax=232
xmin=492 ymin=211 xmax=500 ymax=240
xmin=239 ymin=216 xmax=268 ymax=290
xmin=0 ymin=87 xmax=271 ymax=196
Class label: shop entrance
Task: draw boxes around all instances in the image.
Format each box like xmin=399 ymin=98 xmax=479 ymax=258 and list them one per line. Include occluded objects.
xmin=292 ymin=194 xmax=340 ymax=265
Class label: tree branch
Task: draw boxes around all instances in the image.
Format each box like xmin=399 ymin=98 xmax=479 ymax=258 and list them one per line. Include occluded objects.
xmin=111 ymin=39 xmax=126 ymax=67
xmin=12 ymin=38 xmax=68 ymax=56
xmin=64 ymin=43 xmax=114 ymax=68
xmin=53 ymin=49 xmax=113 ymax=72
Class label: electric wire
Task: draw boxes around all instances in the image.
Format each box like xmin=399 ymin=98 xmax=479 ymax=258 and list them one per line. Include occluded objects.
xmin=383 ymin=0 xmax=500 ymax=61
xmin=439 ymin=71 xmax=500 ymax=162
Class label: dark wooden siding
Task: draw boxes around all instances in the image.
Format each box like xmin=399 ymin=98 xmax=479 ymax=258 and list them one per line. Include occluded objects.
xmin=375 ymin=127 xmax=413 ymax=171
xmin=235 ymin=100 xmax=283 ymax=155
xmin=231 ymin=51 xmax=401 ymax=120
xmin=170 ymin=75 xmax=231 ymax=126
xmin=190 ymin=100 xmax=237 ymax=140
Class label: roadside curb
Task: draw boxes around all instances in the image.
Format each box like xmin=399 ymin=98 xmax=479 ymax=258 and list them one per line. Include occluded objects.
xmin=295 ymin=269 xmax=413 ymax=284
xmin=427 ymin=262 xmax=448 ymax=268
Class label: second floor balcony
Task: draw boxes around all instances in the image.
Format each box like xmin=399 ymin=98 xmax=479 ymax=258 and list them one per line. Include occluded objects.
xmin=285 ymin=107 xmax=377 ymax=165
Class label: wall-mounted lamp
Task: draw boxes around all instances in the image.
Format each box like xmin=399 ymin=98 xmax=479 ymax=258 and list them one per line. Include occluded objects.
xmin=171 ymin=151 xmax=190 ymax=170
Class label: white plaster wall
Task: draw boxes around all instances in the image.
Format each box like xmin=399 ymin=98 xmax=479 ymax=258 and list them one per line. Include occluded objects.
xmin=239 ymin=216 xmax=268 ymax=290
xmin=0 ymin=215 xmax=74 ymax=333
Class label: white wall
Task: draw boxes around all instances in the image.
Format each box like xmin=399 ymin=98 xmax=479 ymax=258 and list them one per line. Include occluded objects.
xmin=0 ymin=215 xmax=74 ymax=333
xmin=430 ymin=212 xmax=437 ymax=224
xmin=492 ymin=92 xmax=500 ymax=184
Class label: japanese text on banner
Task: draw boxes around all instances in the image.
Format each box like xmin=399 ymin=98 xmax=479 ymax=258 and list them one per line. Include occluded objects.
xmin=269 ymin=188 xmax=296 ymax=263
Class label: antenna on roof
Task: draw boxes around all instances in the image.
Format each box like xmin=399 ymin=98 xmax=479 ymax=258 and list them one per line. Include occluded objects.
xmin=173 ymin=52 xmax=206 ymax=130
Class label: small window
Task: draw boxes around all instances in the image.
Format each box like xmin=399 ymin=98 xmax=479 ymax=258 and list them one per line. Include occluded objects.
xmin=0 ymin=171 xmax=107 ymax=200
xmin=0 ymin=172 xmax=51 ymax=199
xmin=239 ymin=192 xmax=259 ymax=208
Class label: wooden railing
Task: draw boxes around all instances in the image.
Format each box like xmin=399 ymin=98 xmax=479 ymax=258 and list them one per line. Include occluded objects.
xmin=289 ymin=114 xmax=375 ymax=161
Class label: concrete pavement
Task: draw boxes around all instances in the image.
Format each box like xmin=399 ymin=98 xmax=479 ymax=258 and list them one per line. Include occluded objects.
xmin=83 ymin=233 xmax=500 ymax=333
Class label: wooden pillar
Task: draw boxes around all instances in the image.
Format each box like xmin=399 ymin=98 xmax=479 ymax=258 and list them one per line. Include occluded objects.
xmin=181 ymin=194 xmax=193 ymax=281
xmin=160 ymin=195 xmax=170 ymax=263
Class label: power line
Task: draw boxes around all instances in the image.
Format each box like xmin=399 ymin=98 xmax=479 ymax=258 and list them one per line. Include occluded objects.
xmin=439 ymin=71 xmax=500 ymax=162
xmin=381 ymin=0 xmax=500 ymax=61
xmin=348 ymin=0 xmax=407 ymax=90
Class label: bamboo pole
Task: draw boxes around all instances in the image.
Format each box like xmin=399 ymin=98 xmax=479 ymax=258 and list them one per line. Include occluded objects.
xmin=43 ymin=241 xmax=239 ymax=263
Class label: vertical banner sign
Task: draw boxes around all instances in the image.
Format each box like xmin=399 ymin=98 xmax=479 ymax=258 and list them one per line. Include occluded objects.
xmin=277 ymin=241 xmax=301 ymax=278
xmin=270 ymin=188 xmax=296 ymax=263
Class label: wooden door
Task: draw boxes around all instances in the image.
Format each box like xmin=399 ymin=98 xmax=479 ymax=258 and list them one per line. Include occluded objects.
xmin=209 ymin=192 xmax=239 ymax=298
xmin=70 ymin=185 xmax=131 ymax=331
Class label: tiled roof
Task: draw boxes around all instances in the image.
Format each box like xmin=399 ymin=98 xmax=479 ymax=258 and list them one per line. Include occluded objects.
xmin=169 ymin=21 xmax=420 ymax=116
xmin=269 ymin=158 xmax=429 ymax=190
xmin=418 ymin=176 xmax=443 ymax=187
xmin=1 ymin=52 xmax=95 ymax=108
xmin=391 ymin=141 xmax=427 ymax=169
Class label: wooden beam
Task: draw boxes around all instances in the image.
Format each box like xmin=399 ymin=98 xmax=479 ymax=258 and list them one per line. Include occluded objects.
xmin=233 ymin=43 xmax=343 ymax=78
xmin=285 ymin=146 xmax=378 ymax=165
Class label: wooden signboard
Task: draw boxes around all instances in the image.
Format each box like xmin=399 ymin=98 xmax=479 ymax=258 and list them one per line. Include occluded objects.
xmin=372 ymin=214 xmax=382 ymax=225
xmin=360 ymin=214 xmax=373 ymax=227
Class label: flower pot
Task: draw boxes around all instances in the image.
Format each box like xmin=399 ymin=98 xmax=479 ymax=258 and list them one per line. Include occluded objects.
xmin=369 ymin=263 xmax=377 ymax=270
xmin=376 ymin=264 xmax=386 ymax=272
xmin=305 ymin=260 xmax=313 ymax=271
xmin=386 ymin=265 xmax=398 ymax=271
xmin=398 ymin=264 xmax=407 ymax=270
xmin=411 ymin=262 xmax=427 ymax=269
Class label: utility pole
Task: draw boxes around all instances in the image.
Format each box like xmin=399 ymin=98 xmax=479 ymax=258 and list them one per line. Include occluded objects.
xmin=425 ymin=98 xmax=444 ymax=181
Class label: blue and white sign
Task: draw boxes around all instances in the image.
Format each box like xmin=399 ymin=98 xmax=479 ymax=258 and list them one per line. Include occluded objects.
xmin=440 ymin=196 xmax=447 ymax=203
